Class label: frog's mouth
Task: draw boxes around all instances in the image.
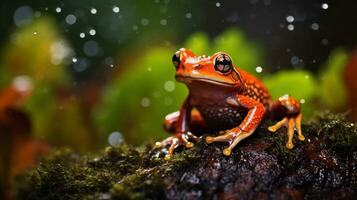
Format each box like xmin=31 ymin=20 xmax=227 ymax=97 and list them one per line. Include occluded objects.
xmin=175 ymin=74 xmax=236 ymax=87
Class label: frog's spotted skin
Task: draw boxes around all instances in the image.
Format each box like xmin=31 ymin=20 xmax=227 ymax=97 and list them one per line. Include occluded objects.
xmin=155 ymin=48 xmax=304 ymax=160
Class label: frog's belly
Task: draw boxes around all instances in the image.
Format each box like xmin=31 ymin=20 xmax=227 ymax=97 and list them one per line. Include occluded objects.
xmin=196 ymin=104 xmax=248 ymax=132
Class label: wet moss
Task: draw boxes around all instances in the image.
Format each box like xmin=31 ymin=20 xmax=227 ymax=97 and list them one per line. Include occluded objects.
xmin=16 ymin=112 xmax=357 ymax=199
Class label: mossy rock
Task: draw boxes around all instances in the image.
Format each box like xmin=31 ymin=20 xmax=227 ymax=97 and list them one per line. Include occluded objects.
xmin=16 ymin=112 xmax=357 ymax=199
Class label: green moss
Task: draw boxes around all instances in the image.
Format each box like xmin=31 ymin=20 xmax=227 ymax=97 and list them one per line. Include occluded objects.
xmin=16 ymin=112 xmax=357 ymax=199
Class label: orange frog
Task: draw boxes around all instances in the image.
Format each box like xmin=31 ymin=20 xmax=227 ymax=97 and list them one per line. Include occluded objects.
xmin=155 ymin=48 xmax=305 ymax=160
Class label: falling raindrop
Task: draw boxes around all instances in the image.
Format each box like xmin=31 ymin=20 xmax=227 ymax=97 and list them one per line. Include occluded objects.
xmin=291 ymin=56 xmax=300 ymax=66
xmin=311 ymin=23 xmax=319 ymax=30
xmin=286 ymin=15 xmax=294 ymax=23
xmin=160 ymin=19 xmax=167 ymax=25
xmin=300 ymin=99 xmax=306 ymax=104
xmin=72 ymin=57 xmax=78 ymax=63
xmin=255 ymin=66 xmax=263 ymax=73
xmin=13 ymin=6 xmax=34 ymax=27
xmin=12 ymin=75 xmax=33 ymax=93
xmin=216 ymin=2 xmax=221 ymax=7
xmin=65 ymin=14 xmax=76 ymax=25
xmin=164 ymin=81 xmax=175 ymax=92
xmin=322 ymin=38 xmax=329 ymax=45
xmin=79 ymin=32 xmax=85 ymax=38
xmin=90 ymin=8 xmax=97 ymax=14
xmin=185 ymin=12 xmax=192 ymax=19
xmin=287 ymin=24 xmax=294 ymax=31
xmin=55 ymin=7 xmax=61 ymax=13
xmin=73 ymin=58 xmax=88 ymax=72
xmin=89 ymin=29 xmax=96 ymax=35
xmin=141 ymin=97 xmax=151 ymax=107
xmin=322 ymin=3 xmax=328 ymax=9
xmin=141 ymin=18 xmax=149 ymax=26
xmin=113 ymin=6 xmax=120 ymax=13
xmin=108 ymin=131 xmax=124 ymax=147
xmin=83 ymin=40 xmax=99 ymax=57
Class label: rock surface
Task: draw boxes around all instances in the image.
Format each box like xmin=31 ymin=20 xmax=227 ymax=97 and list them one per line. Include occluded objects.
xmin=16 ymin=113 xmax=357 ymax=200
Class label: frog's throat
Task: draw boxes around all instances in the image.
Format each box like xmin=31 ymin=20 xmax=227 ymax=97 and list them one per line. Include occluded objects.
xmin=175 ymin=74 xmax=236 ymax=87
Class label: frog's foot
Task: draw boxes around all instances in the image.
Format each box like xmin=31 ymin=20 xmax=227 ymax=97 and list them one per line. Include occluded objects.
xmin=205 ymin=127 xmax=253 ymax=156
xmin=154 ymin=132 xmax=198 ymax=160
xmin=268 ymin=113 xmax=305 ymax=149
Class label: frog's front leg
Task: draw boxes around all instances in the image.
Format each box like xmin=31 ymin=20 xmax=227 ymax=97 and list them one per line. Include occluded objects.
xmin=155 ymin=97 xmax=199 ymax=160
xmin=267 ymin=95 xmax=305 ymax=149
xmin=206 ymin=95 xmax=266 ymax=156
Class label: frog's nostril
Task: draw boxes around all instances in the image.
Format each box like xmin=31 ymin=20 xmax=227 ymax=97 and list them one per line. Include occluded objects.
xmin=193 ymin=64 xmax=202 ymax=69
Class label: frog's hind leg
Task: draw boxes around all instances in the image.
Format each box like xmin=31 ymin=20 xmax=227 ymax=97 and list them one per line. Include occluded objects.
xmin=155 ymin=109 xmax=206 ymax=160
xmin=268 ymin=95 xmax=305 ymax=149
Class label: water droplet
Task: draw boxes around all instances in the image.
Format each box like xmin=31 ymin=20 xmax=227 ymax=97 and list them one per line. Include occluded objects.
xmin=164 ymin=81 xmax=175 ymax=92
xmin=185 ymin=12 xmax=192 ymax=19
xmin=34 ymin=11 xmax=41 ymax=18
xmin=216 ymin=2 xmax=221 ymax=7
xmin=141 ymin=18 xmax=149 ymax=26
xmin=13 ymin=6 xmax=34 ymax=27
xmin=90 ymin=8 xmax=97 ymax=14
xmin=164 ymin=97 xmax=173 ymax=105
xmin=291 ymin=56 xmax=300 ymax=66
xmin=113 ymin=6 xmax=120 ymax=13
xmin=55 ymin=7 xmax=61 ymax=13
xmin=105 ymin=57 xmax=114 ymax=65
xmin=12 ymin=75 xmax=33 ymax=93
xmin=305 ymin=75 xmax=310 ymax=79
xmin=89 ymin=29 xmax=96 ymax=35
xmin=65 ymin=14 xmax=76 ymax=25
xmin=33 ymin=31 xmax=37 ymax=35
xmin=160 ymin=19 xmax=167 ymax=25
xmin=287 ymin=24 xmax=294 ymax=31
xmin=300 ymin=99 xmax=305 ymax=104
xmin=255 ymin=66 xmax=263 ymax=73
xmin=79 ymin=32 xmax=85 ymax=38
xmin=72 ymin=57 xmax=77 ymax=63
xmin=108 ymin=131 xmax=124 ymax=147
xmin=311 ymin=23 xmax=319 ymax=30
xmin=286 ymin=15 xmax=294 ymax=23
xmin=141 ymin=97 xmax=151 ymax=107
xmin=73 ymin=58 xmax=88 ymax=72
xmin=83 ymin=40 xmax=99 ymax=57
xmin=322 ymin=3 xmax=328 ymax=9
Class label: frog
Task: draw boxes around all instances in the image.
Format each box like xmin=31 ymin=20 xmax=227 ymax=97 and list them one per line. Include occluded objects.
xmin=155 ymin=48 xmax=305 ymax=160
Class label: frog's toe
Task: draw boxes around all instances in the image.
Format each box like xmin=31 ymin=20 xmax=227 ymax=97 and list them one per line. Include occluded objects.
xmin=206 ymin=128 xmax=253 ymax=156
xmin=268 ymin=113 xmax=305 ymax=149
xmin=154 ymin=132 xmax=198 ymax=160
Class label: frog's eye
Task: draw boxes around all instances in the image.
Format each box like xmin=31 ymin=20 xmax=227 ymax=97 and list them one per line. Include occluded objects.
xmin=172 ymin=51 xmax=181 ymax=68
xmin=214 ymin=54 xmax=232 ymax=74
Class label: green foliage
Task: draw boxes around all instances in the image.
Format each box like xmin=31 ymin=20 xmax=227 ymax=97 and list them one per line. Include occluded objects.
xmin=0 ymin=18 xmax=91 ymax=151
xmin=184 ymin=28 xmax=264 ymax=75
xmin=263 ymin=70 xmax=318 ymax=117
xmin=317 ymin=48 xmax=349 ymax=110
xmin=94 ymin=47 xmax=188 ymax=145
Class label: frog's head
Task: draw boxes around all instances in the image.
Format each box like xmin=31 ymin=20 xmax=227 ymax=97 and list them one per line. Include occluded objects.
xmin=172 ymin=48 xmax=243 ymax=88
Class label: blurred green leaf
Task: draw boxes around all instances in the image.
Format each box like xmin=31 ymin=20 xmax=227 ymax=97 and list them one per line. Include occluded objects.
xmin=212 ymin=28 xmax=264 ymax=75
xmin=94 ymin=47 xmax=188 ymax=145
xmin=184 ymin=32 xmax=211 ymax=55
xmin=263 ymin=70 xmax=318 ymax=118
xmin=317 ymin=48 xmax=348 ymax=110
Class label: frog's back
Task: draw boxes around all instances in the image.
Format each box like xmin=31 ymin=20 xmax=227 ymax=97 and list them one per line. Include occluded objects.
xmin=237 ymin=69 xmax=272 ymax=108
